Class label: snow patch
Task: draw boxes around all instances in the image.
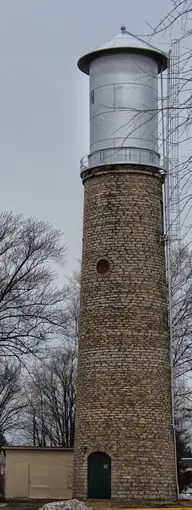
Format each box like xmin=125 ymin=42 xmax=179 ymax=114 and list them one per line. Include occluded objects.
xmin=180 ymin=493 xmax=192 ymax=500
xmin=39 ymin=500 xmax=92 ymax=510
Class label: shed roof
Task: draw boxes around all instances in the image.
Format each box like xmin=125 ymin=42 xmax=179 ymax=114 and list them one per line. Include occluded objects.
xmin=2 ymin=446 xmax=74 ymax=451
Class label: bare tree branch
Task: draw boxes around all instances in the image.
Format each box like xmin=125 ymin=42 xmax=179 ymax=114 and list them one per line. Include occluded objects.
xmin=0 ymin=211 xmax=68 ymax=359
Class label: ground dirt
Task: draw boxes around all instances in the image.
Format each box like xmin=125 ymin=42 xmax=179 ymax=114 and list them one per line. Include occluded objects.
xmin=4 ymin=501 xmax=192 ymax=510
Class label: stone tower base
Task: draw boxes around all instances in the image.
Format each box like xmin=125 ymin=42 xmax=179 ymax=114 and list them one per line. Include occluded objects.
xmin=73 ymin=164 xmax=177 ymax=503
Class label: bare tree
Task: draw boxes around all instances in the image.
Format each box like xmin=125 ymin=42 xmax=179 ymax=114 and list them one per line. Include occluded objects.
xmin=148 ymin=1 xmax=192 ymax=437
xmin=172 ymin=246 xmax=192 ymax=380
xmin=0 ymin=360 xmax=24 ymax=440
xmin=0 ymin=211 xmax=67 ymax=359
xmin=149 ymin=0 xmax=192 ymax=239
xmin=166 ymin=244 xmax=192 ymax=434
xmin=64 ymin=268 xmax=80 ymax=352
xmin=23 ymin=347 xmax=76 ymax=447
xmin=22 ymin=269 xmax=80 ymax=447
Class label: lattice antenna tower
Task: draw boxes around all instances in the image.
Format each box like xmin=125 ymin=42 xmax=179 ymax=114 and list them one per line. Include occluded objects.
xmin=165 ymin=39 xmax=183 ymax=428
xmin=169 ymin=40 xmax=181 ymax=254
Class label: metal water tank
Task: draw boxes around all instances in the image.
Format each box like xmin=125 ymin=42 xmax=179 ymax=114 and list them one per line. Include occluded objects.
xmin=78 ymin=27 xmax=168 ymax=172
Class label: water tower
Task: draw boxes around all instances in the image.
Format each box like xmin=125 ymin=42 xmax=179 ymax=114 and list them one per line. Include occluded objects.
xmin=73 ymin=27 xmax=177 ymax=504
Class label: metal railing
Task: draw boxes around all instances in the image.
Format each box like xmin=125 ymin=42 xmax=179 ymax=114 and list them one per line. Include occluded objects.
xmin=80 ymin=147 xmax=161 ymax=172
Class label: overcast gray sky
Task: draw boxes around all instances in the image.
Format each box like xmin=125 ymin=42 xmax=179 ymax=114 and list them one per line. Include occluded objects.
xmin=0 ymin=0 xmax=174 ymax=277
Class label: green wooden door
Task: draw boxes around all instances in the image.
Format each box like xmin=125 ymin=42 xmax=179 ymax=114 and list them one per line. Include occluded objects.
xmin=88 ymin=452 xmax=111 ymax=499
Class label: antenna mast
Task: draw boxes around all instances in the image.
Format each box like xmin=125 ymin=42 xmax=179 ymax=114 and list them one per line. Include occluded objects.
xmin=166 ymin=39 xmax=183 ymax=428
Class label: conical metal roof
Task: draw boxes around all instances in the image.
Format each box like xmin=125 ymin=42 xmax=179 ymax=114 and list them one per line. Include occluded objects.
xmin=78 ymin=26 xmax=168 ymax=75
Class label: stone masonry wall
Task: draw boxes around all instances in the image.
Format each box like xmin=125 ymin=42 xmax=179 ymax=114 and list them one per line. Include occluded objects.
xmin=73 ymin=165 xmax=177 ymax=502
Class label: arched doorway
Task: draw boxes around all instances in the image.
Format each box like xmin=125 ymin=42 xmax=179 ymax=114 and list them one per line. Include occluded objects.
xmin=88 ymin=452 xmax=111 ymax=499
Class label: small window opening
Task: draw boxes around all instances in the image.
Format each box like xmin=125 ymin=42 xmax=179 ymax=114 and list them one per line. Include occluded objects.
xmin=96 ymin=259 xmax=110 ymax=274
